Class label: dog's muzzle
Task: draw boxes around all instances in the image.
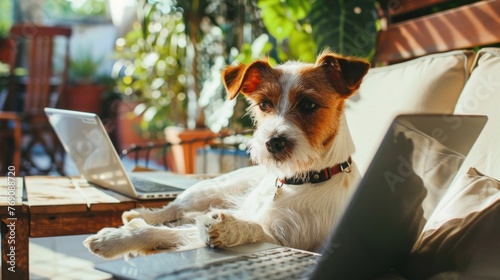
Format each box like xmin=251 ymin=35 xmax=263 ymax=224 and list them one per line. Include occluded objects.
xmin=265 ymin=136 xmax=288 ymax=154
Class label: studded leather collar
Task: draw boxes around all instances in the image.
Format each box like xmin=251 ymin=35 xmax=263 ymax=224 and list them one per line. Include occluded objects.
xmin=278 ymin=157 xmax=352 ymax=185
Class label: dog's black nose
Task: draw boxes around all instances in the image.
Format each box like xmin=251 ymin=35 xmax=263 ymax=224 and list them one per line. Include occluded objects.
xmin=266 ymin=136 xmax=287 ymax=153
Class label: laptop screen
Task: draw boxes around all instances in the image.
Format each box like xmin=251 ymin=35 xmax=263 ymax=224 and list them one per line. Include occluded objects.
xmin=312 ymin=114 xmax=487 ymax=279
xmin=45 ymin=108 xmax=137 ymax=197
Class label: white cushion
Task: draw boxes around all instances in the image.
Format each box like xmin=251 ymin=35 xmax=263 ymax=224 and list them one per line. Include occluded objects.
xmin=424 ymin=167 xmax=500 ymax=232
xmin=401 ymin=167 xmax=500 ymax=279
xmin=346 ymin=50 xmax=475 ymax=173
xmin=453 ymin=48 xmax=500 ymax=182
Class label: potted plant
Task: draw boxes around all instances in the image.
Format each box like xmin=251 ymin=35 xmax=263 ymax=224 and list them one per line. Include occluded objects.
xmin=65 ymin=52 xmax=106 ymax=115
xmin=111 ymin=1 xmax=190 ymax=156
xmin=112 ymin=0 xmax=265 ymax=172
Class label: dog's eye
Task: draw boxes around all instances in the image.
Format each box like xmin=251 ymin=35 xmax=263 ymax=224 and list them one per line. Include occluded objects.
xmin=258 ymin=102 xmax=272 ymax=112
xmin=298 ymin=100 xmax=317 ymax=114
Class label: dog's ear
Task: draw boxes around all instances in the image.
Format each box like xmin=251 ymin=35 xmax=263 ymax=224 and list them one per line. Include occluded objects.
xmin=316 ymin=52 xmax=371 ymax=96
xmin=222 ymin=60 xmax=272 ymax=100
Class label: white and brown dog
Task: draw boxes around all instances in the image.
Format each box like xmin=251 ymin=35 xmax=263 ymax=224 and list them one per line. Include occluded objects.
xmin=84 ymin=51 xmax=370 ymax=259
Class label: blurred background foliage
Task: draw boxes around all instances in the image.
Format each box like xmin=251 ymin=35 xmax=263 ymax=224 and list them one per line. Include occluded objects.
xmin=112 ymin=1 xmax=189 ymax=138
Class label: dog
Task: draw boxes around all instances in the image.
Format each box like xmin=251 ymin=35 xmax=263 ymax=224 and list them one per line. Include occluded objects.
xmin=83 ymin=51 xmax=370 ymax=259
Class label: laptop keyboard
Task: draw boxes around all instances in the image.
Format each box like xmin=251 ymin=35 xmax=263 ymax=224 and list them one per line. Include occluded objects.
xmin=156 ymin=247 xmax=321 ymax=280
xmin=131 ymin=177 xmax=181 ymax=193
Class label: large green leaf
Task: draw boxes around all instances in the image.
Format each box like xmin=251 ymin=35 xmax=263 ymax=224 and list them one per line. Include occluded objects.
xmin=308 ymin=0 xmax=377 ymax=58
xmin=258 ymin=0 xmax=317 ymax=61
xmin=284 ymin=0 xmax=311 ymax=21
xmin=288 ymin=30 xmax=316 ymax=62
xmin=260 ymin=3 xmax=296 ymax=41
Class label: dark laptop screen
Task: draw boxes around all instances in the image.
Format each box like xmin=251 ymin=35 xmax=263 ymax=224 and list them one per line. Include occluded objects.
xmin=312 ymin=114 xmax=487 ymax=279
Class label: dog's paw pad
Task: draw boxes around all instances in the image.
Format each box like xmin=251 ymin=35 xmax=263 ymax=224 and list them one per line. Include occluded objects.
xmin=202 ymin=211 xmax=243 ymax=248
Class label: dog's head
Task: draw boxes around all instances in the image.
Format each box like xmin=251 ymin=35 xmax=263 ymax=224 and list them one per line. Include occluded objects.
xmin=222 ymin=51 xmax=370 ymax=176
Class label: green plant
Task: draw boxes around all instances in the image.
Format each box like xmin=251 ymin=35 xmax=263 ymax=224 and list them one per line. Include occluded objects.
xmin=113 ymin=0 xmax=188 ymax=139
xmin=258 ymin=0 xmax=378 ymax=61
xmin=309 ymin=0 xmax=377 ymax=59
xmin=0 ymin=0 xmax=13 ymax=38
xmin=113 ymin=0 xmax=264 ymax=136
xmin=70 ymin=52 xmax=102 ymax=84
xmin=0 ymin=22 xmax=10 ymax=39
xmin=258 ymin=0 xmax=316 ymax=62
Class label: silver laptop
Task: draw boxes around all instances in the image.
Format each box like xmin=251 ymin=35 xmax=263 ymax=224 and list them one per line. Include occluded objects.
xmin=45 ymin=108 xmax=201 ymax=199
xmin=94 ymin=114 xmax=491 ymax=279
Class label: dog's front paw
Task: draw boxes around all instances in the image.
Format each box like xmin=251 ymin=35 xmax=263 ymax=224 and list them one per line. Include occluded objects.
xmin=83 ymin=218 xmax=148 ymax=259
xmin=198 ymin=211 xmax=247 ymax=248
xmin=84 ymin=228 xmax=127 ymax=259
xmin=122 ymin=206 xmax=179 ymax=225
xmin=122 ymin=209 xmax=142 ymax=224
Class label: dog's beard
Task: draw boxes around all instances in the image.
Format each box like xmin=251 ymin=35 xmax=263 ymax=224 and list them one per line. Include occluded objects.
xmin=247 ymin=120 xmax=322 ymax=178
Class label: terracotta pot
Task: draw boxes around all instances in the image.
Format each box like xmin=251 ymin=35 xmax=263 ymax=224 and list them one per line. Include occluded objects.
xmin=114 ymin=101 xmax=164 ymax=164
xmin=165 ymin=126 xmax=215 ymax=174
xmin=65 ymin=84 xmax=105 ymax=115
xmin=0 ymin=38 xmax=15 ymax=65
xmin=115 ymin=101 xmax=146 ymax=152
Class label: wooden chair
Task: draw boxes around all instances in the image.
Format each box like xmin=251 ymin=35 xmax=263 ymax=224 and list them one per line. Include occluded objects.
xmin=0 ymin=38 xmax=15 ymax=67
xmin=0 ymin=112 xmax=21 ymax=174
xmin=1 ymin=39 xmax=19 ymax=174
xmin=374 ymin=0 xmax=500 ymax=64
xmin=6 ymin=24 xmax=72 ymax=174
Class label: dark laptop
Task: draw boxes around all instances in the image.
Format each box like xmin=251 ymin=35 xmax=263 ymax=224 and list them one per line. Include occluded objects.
xmin=94 ymin=114 xmax=488 ymax=279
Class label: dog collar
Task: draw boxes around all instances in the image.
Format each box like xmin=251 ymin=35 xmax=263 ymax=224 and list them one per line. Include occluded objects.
xmin=278 ymin=157 xmax=353 ymax=185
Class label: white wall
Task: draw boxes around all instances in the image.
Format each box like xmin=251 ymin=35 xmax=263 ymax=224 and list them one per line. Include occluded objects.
xmin=70 ymin=23 xmax=116 ymax=77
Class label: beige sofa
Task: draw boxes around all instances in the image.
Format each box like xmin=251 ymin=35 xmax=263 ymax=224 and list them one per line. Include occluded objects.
xmin=345 ymin=48 xmax=500 ymax=278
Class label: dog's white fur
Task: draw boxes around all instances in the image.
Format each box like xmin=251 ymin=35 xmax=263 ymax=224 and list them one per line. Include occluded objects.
xmin=83 ymin=52 xmax=370 ymax=259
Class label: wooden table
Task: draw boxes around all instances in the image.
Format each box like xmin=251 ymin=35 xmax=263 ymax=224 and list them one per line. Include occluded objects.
xmin=0 ymin=176 xmax=174 ymax=279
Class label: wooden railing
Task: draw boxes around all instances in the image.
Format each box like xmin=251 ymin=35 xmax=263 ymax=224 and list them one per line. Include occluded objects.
xmin=120 ymin=132 xmax=253 ymax=174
